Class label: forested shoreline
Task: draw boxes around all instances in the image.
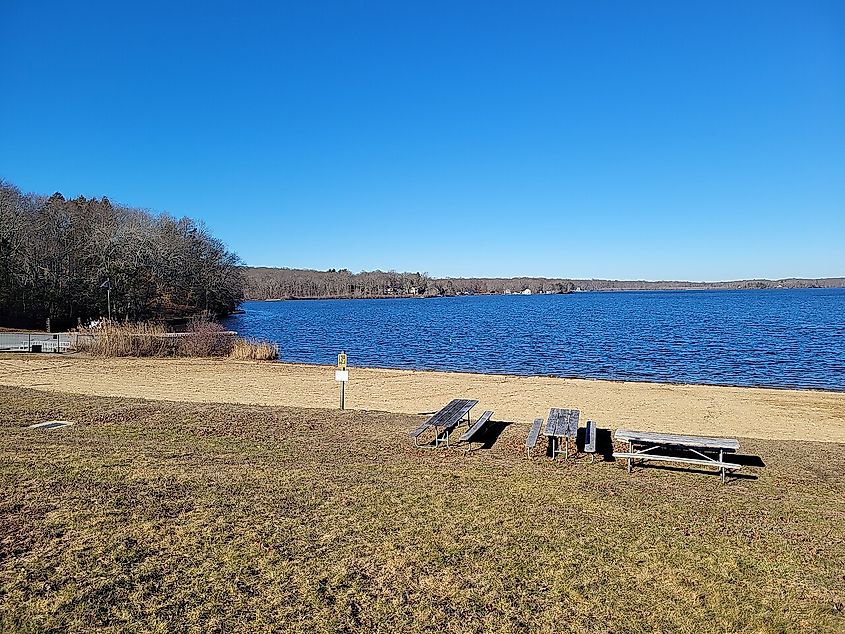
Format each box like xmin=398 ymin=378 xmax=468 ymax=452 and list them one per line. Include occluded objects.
xmin=0 ymin=181 xmax=244 ymax=329
xmin=3 ymin=178 xmax=842 ymax=330
xmin=244 ymin=266 xmax=845 ymax=300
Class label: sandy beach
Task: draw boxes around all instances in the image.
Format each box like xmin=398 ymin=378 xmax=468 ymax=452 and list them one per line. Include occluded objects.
xmin=1 ymin=353 xmax=843 ymax=443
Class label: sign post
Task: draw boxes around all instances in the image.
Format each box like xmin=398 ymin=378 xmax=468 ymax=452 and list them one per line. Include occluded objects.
xmin=335 ymin=351 xmax=348 ymax=410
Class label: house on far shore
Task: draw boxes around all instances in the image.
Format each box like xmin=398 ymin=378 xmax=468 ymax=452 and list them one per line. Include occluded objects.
xmin=522 ymin=288 xmax=532 ymax=295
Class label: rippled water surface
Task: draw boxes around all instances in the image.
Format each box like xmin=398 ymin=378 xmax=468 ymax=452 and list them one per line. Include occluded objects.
xmin=224 ymin=289 xmax=845 ymax=391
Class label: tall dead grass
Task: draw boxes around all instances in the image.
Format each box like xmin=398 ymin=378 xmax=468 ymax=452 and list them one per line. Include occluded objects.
xmin=229 ymin=338 xmax=279 ymax=360
xmin=77 ymin=322 xmax=171 ymax=357
xmin=76 ymin=319 xmax=276 ymax=359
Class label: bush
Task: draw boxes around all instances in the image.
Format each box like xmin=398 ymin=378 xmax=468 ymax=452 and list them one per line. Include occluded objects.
xmin=180 ymin=317 xmax=234 ymax=356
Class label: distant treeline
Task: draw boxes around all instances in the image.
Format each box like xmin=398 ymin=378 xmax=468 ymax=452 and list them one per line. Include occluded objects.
xmin=245 ymin=267 xmax=434 ymax=299
xmin=244 ymin=267 xmax=845 ymax=300
xmin=0 ymin=180 xmax=244 ymax=329
xmin=443 ymin=276 xmax=845 ymax=293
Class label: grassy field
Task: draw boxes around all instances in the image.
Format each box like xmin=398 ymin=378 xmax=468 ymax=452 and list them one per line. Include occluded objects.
xmin=1 ymin=386 xmax=843 ymax=633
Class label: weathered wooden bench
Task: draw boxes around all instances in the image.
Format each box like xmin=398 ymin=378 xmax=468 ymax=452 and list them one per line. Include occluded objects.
xmin=525 ymin=418 xmax=543 ymax=457
xmin=613 ymin=429 xmax=742 ymax=483
xmin=582 ymin=419 xmax=597 ymax=460
xmin=458 ymin=410 xmax=494 ymax=452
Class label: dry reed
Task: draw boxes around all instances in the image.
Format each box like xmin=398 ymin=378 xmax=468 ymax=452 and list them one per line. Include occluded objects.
xmin=76 ymin=321 xmax=170 ymax=357
xmin=75 ymin=319 xmax=274 ymax=359
xmin=229 ymin=338 xmax=279 ymax=360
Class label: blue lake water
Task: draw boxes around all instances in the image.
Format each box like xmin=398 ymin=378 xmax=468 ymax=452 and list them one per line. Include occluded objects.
xmin=224 ymin=289 xmax=845 ymax=391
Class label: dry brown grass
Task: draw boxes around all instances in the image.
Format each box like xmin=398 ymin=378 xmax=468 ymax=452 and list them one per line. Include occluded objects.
xmin=74 ymin=319 xmax=274 ymax=359
xmin=229 ymin=338 xmax=279 ymax=360
xmin=1 ymin=386 xmax=843 ymax=633
xmin=76 ymin=321 xmax=171 ymax=356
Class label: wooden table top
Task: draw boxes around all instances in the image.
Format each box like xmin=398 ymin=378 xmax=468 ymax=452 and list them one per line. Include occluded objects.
xmin=425 ymin=399 xmax=478 ymax=428
xmin=615 ymin=429 xmax=740 ymax=451
xmin=544 ymin=408 xmax=580 ymax=438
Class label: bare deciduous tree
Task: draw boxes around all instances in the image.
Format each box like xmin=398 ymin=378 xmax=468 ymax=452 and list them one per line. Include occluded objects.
xmin=0 ymin=180 xmax=245 ymax=328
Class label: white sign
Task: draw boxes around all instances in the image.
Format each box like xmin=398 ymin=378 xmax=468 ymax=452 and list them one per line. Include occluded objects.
xmin=335 ymin=370 xmax=349 ymax=382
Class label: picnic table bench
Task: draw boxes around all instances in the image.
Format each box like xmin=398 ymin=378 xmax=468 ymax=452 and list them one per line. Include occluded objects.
xmin=458 ymin=410 xmax=494 ymax=451
xmin=582 ymin=419 xmax=597 ymax=459
xmin=613 ymin=429 xmax=741 ymax=483
xmin=525 ymin=418 xmax=544 ymax=457
xmin=544 ymin=408 xmax=580 ymax=459
xmin=409 ymin=399 xmax=478 ymax=448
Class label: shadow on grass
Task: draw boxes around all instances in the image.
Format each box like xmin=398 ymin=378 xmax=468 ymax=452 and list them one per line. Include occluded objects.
xmin=554 ymin=427 xmax=615 ymax=460
xmin=538 ymin=426 xmax=612 ymax=460
xmin=731 ymin=454 xmax=766 ymax=468
xmin=595 ymin=428 xmax=615 ymax=461
xmin=626 ymin=462 xmax=760 ymax=482
xmin=413 ymin=419 xmax=512 ymax=451
xmin=476 ymin=420 xmax=512 ymax=450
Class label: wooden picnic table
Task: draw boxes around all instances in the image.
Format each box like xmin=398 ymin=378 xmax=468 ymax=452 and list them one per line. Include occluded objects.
xmin=410 ymin=399 xmax=478 ymax=448
xmin=613 ymin=429 xmax=741 ymax=483
xmin=544 ymin=408 xmax=580 ymax=459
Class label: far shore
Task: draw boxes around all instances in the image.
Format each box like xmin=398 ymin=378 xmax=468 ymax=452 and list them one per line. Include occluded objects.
xmin=242 ymin=285 xmax=843 ymax=302
xmin=1 ymin=354 xmax=843 ymax=443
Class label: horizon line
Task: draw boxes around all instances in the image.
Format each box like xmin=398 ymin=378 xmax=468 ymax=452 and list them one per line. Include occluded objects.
xmin=243 ymin=265 xmax=844 ymax=285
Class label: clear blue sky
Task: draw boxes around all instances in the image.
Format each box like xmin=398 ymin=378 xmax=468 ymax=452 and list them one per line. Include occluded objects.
xmin=2 ymin=1 xmax=843 ymax=280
